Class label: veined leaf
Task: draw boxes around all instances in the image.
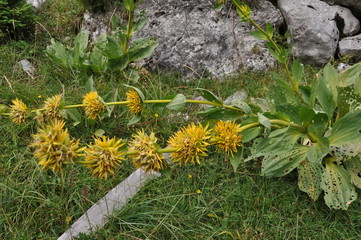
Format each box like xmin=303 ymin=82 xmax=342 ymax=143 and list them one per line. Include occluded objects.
xmin=249 ymin=30 xmax=268 ymax=40
xmin=231 ymin=100 xmax=252 ymax=114
xmin=291 ymin=59 xmax=304 ymax=87
xmin=307 ymin=113 xmax=328 ymax=137
xmin=230 ymin=147 xmax=244 ymax=172
xmin=128 ymin=38 xmax=158 ymax=62
xmin=166 ymin=94 xmax=186 ymax=110
xmin=316 ymin=71 xmax=337 ymax=118
xmin=95 ymin=35 xmax=122 ymax=59
xmin=321 ymin=161 xmax=357 ymax=210
xmin=127 ymin=114 xmax=141 ymax=126
xmin=329 ymin=110 xmax=361 ymax=147
xmin=73 ymin=31 xmax=89 ymax=66
xmin=261 ymin=145 xmax=308 ymax=177
xmin=258 ymin=113 xmax=271 ymax=130
xmin=345 ymin=156 xmax=361 ymax=189
xmin=242 ymin=127 xmax=262 ymax=143
xmin=307 ymin=137 xmax=329 ymax=164
xmin=195 ymin=88 xmax=222 ymax=105
xmin=298 ymin=160 xmax=323 ymax=201
xmin=65 ymin=108 xmax=82 ymax=126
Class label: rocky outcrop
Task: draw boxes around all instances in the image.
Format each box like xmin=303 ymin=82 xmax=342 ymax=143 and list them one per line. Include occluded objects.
xmin=135 ymin=0 xmax=284 ymax=77
xmin=278 ymin=0 xmax=339 ymax=65
xmin=331 ymin=5 xmax=360 ymax=36
xmin=339 ymin=34 xmax=361 ymax=60
xmin=322 ymin=0 xmax=361 ymax=16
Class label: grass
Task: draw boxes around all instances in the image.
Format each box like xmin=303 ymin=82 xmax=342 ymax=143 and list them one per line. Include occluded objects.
xmin=1 ymin=1 xmax=361 ymax=239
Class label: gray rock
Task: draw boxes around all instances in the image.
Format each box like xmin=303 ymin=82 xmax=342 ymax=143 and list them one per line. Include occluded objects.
xmin=26 ymin=0 xmax=45 ymax=8
xmin=337 ymin=63 xmax=351 ymax=73
xmin=278 ymin=0 xmax=339 ymax=65
xmin=339 ymin=34 xmax=361 ymax=60
xmin=224 ymin=91 xmax=248 ymax=105
xmin=331 ymin=5 xmax=360 ymax=36
xmin=18 ymin=59 xmax=36 ymax=77
xmin=81 ymin=11 xmax=110 ymax=42
xmin=135 ymin=0 xmax=283 ymax=77
xmin=322 ymin=0 xmax=361 ymax=17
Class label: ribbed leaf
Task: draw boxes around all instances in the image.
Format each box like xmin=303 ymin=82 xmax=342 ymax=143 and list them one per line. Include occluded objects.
xmin=321 ymin=161 xmax=357 ymax=210
xmin=298 ymin=161 xmax=323 ymax=201
xmin=329 ymin=110 xmax=361 ymax=147
xmin=345 ymin=157 xmax=361 ymax=189
xmin=166 ymin=94 xmax=186 ymax=110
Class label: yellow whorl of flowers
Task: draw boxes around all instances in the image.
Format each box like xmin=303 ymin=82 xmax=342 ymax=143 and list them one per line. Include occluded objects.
xmin=126 ymin=89 xmax=143 ymax=114
xmin=84 ymin=136 xmax=125 ymax=179
xmin=168 ymin=123 xmax=211 ymax=165
xmin=30 ymin=120 xmax=85 ymax=173
xmin=42 ymin=94 xmax=64 ymax=121
xmin=9 ymin=98 xmax=28 ymax=123
xmin=213 ymin=120 xmax=242 ymax=156
xmin=128 ymin=129 xmax=167 ymax=172
xmin=82 ymin=91 xmax=106 ymax=119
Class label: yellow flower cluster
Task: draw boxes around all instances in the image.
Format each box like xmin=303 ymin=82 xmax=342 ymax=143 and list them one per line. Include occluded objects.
xmin=126 ymin=89 xmax=143 ymax=114
xmin=214 ymin=120 xmax=242 ymax=156
xmin=9 ymin=98 xmax=28 ymax=123
xmin=84 ymin=136 xmax=125 ymax=179
xmin=168 ymin=123 xmax=211 ymax=165
xmin=128 ymin=129 xmax=167 ymax=172
xmin=83 ymin=91 xmax=106 ymax=119
xmin=42 ymin=94 xmax=64 ymax=121
xmin=30 ymin=120 xmax=85 ymax=173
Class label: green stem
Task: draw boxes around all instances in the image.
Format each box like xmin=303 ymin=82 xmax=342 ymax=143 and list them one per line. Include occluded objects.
xmin=231 ymin=0 xmax=307 ymax=106
xmin=123 ymin=9 xmax=134 ymax=53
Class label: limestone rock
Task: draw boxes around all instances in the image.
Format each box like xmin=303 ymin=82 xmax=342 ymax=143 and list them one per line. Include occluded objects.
xmin=18 ymin=59 xmax=36 ymax=77
xmin=339 ymin=34 xmax=361 ymax=60
xmin=331 ymin=5 xmax=360 ymax=36
xmin=278 ymin=0 xmax=339 ymax=65
xmin=322 ymin=0 xmax=361 ymax=17
xmin=26 ymin=0 xmax=45 ymax=8
xmin=135 ymin=0 xmax=284 ymax=77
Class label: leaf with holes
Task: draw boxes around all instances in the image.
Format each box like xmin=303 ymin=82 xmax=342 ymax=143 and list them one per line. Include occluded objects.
xmin=298 ymin=161 xmax=323 ymax=201
xmin=345 ymin=157 xmax=361 ymax=189
xmin=321 ymin=161 xmax=357 ymax=210
xmin=261 ymin=145 xmax=308 ymax=177
xmin=307 ymin=137 xmax=329 ymax=164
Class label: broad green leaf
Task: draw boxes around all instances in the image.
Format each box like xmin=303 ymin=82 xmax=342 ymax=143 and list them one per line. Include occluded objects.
xmin=271 ymin=72 xmax=291 ymax=91
xmin=345 ymin=157 xmax=361 ymax=189
xmin=249 ymin=128 xmax=305 ymax=160
xmin=321 ymin=161 xmax=357 ymax=210
xmin=322 ymin=64 xmax=339 ymax=98
xmin=46 ymin=39 xmax=72 ymax=68
xmin=166 ymin=94 xmax=186 ymax=110
xmin=337 ymin=87 xmax=361 ymax=118
xmin=128 ymin=38 xmax=158 ymax=62
xmin=231 ymin=100 xmax=252 ymax=114
xmin=85 ymin=76 xmax=95 ymax=92
xmin=265 ymin=23 xmax=274 ymax=38
xmin=330 ymin=142 xmax=360 ymax=159
xmin=195 ymin=88 xmax=222 ymax=105
xmin=340 ymin=61 xmax=361 ymax=94
xmin=261 ymin=145 xmax=308 ymax=177
xmin=298 ymin=160 xmax=323 ymax=201
xmin=307 ymin=113 xmax=328 ymax=137
xmin=268 ymin=127 xmax=289 ymax=138
xmin=249 ymin=30 xmax=268 ymax=40
xmin=201 ymin=108 xmax=243 ymax=121
xmin=291 ymin=59 xmax=304 ymax=87
xmin=72 ymin=31 xmax=89 ymax=66
xmin=94 ymin=129 xmax=105 ymax=137
xmin=276 ymin=104 xmax=315 ymax=126
xmin=95 ymin=35 xmax=122 ymax=59
xmin=0 ymin=104 xmax=9 ymax=113
xmin=65 ymin=108 xmax=82 ymax=126
xmin=242 ymin=127 xmax=262 ymax=143
xmin=124 ymin=84 xmax=145 ymax=102
xmin=132 ymin=12 xmax=147 ymax=33
xmin=124 ymin=0 xmax=135 ymax=12
xmin=278 ymin=48 xmax=289 ymax=64
xmin=108 ymin=54 xmax=129 ymax=70
xmin=329 ymin=110 xmax=361 ymax=146
xmin=316 ymin=72 xmax=337 ymax=118
xmin=230 ymin=147 xmax=243 ymax=172
xmin=89 ymin=47 xmax=108 ymax=72
xmin=258 ymin=113 xmax=271 ymax=130
xmin=127 ymin=114 xmax=141 ymax=125
xmin=307 ymin=137 xmax=329 ymax=164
